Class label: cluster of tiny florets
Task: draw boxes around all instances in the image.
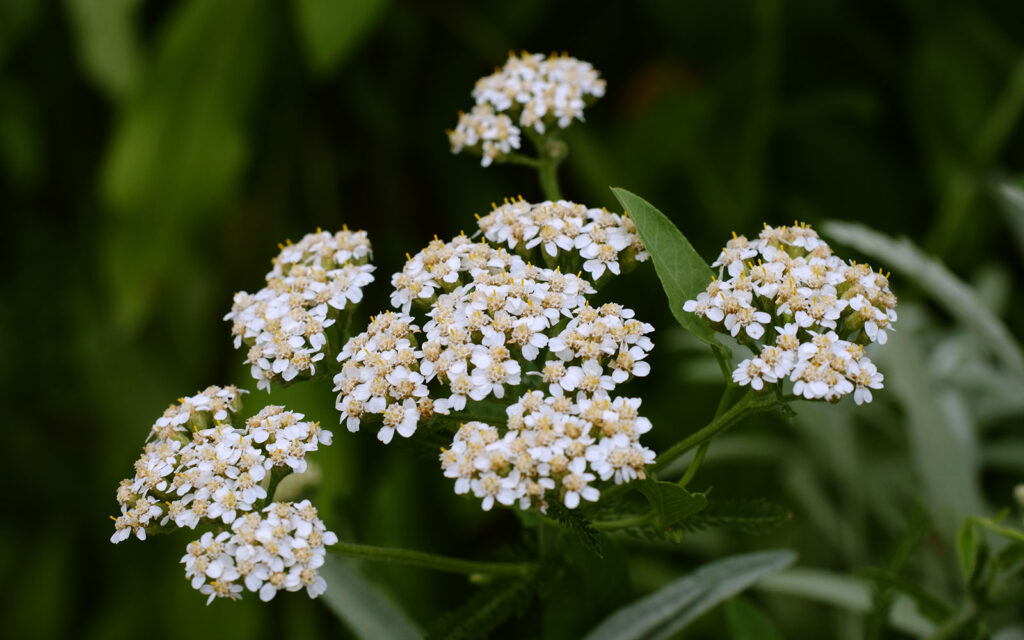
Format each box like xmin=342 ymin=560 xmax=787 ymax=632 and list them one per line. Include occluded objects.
xmin=334 ymin=195 xmax=657 ymax=511
xmin=225 ymin=229 xmax=375 ymax=391
xmin=332 ymin=310 xmax=437 ymax=444
xmin=474 ymin=51 xmax=605 ymax=134
xmin=448 ymin=104 xmax=522 ymax=167
xmin=441 ymin=391 xmax=654 ymax=511
xmin=111 ymin=387 xmax=338 ymax=604
xmin=449 ymin=52 xmax=605 ymax=165
xmin=684 ymin=222 xmax=897 ymax=404
xmin=475 ymin=197 xmax=648 ymax=282
xmin=182 ymin=500 xmax=337 ymax=604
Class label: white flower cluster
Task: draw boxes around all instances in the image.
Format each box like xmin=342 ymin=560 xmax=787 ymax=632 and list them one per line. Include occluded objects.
xmin=449 ymin=52 xmax=605 ymax=165
xmin=684 ymin=222 xmax=898 ymax=404
xmin=225 ymin=228 xmax=375 ymax=391
xmin=473 ymin=51 xmax=606 ymax=134
xmin=440 ymin=391 xmax=654 ymax=511
xmin=448 ymin=104 xmax=522 ymax=167
xmin=475 ymin=197 xmax=649 ymax=281
xmin=333 ymin=310 xmax=436 ymax=444
xmin=181 ymin=501 xmax=338 ymax=604
xmin=111 ymin=388 xmax=338 ymax=604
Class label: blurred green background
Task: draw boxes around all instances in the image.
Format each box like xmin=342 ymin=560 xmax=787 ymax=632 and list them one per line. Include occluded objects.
xmin=2 ymin=0 xmax=1023 ymax=638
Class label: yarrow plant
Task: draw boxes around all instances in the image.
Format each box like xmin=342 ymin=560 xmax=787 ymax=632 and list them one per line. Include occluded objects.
xmin=225 ymin=228 xmax=374 ymax=391
xmin=448 ymin=51 xmax=605 ymax=168
xmin=333 ymin=204 xmax=655 ymax=511
xmin=113 ymin=49 xmax=901 ymax=632
xmin=683 ymin=223 xmax=897 ymax=404
xmin=111 ymin=386 xmax=338 ymax=603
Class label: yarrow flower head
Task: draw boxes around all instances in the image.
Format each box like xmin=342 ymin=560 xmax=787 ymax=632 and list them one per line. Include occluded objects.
xmin=440 ymin=390 xmax=655 ymax=512
xmin=449 ymin=52 xmax=605 ymax=165
xmin=111 ymin=386 xmax=338 ymax=604
xmin=448 ymin=105 xmax=522 ymax=167
xmin=474 ymin=197 xmax=648 ymax=283
xmin=683 ymin=222 xmax=898 ymax=404
xmin=225 ymin=228 xmax=375 ymax=391
xmin=334 ymin=194 xmax=658 ymax=513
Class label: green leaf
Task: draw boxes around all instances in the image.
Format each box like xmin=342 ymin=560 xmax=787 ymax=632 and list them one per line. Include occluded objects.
xmin=674 ymin=498 xmax=793 ymax=535
xmin=635 ymin=479 xmax=708 ymax=527
xmin=726 ymin=597 xmax=786 ymax=640
xmin=65 ymin=0 xmax=143 ymax=101
xmin=611 ymin=187 xmax=726 ymax=353
xmin=320 ymin=555 xmax=423 ymax=640
xmin=821 ymin=220 xmax=1024 ymax=377
xmin=756 ymin=568 xmax=936 ymax=637
xmin=583 ymin=550 xmax=796 ymax=640
xmin=957 ymin=519 xmax=980 ymax=581
xmin=428 ymin=575 xmax=538 ymax=640
xmin=548 ymin=501 xmax=602 ymax=558
xmin=993 ymin=180 xmax=1024 ymax=259
xmin=857 ymin=568 xmax=953 ymax=622
xmin=294 ymin=0 xmax=389 ymax=76
xmin=100 ymin=0 xmax=275 ymax=328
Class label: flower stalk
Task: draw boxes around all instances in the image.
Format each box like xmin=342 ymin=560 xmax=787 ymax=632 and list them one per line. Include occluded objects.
xmin=330 ymin=541 xmax=536 ymax=578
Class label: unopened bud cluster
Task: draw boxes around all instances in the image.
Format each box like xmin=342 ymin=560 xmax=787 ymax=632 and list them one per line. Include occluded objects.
xmin=111 ymin=386 xmax=338 ymax=604
xmin=684 ymin=223 xmax=898 ymax=404
xmin=225 ymin=229 xmax=375 ymax=391
xmin=449 ymin=52 xmax=605 ymax=166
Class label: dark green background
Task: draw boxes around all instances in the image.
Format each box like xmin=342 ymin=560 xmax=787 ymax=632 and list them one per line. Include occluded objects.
xmin=2 ymin=0 xmax=1022 ymax=638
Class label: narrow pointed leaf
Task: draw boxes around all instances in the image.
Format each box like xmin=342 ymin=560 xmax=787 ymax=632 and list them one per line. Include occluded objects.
xmin=584 ymin=550 xmax=796 ymax=640
xmin=611 ymin=187 xmax=725 ymax=352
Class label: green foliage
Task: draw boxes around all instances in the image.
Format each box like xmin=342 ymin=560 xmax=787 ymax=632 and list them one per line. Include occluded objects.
xmin=547 ymin=501 xmax=602 ymax=558
xmin=427 ymin=572 xmax=543 ymax=640
xmin=635 ymin=479 xmax=708 ymax=527
xmin=674 ymin=498 xmax=793 ymax=535
xmin=583 ymin=550 xmax=796 ymax=640
xmin=65 ymin=0 xmax=143 ymax=101
xmin=822 ymin=220 xmax=1024 ymax=377
xmin=725 ymin=597 xmax=786 ymax=640
xmin=611 ymin=187 xmax=725 ymax=353
xmin=294 ymin=0 xmax=389 ymax=76
xmin=320 ymin=556 xmax=423 ymax=640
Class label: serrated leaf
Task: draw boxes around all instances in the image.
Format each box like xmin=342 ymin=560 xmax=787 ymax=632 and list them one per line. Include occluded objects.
xmin=584 ymin=550 xmax=796 ymax=640
xmin=821 ymin=220 xmax=1024 ymax=377
xmin=320 ymin=556 xmax=423 ymax=640
xmin=294 ymin=0 xmax=389 ymax=76
xmin=611 ymin=187 xmax=725 ymax=352
xmin=674 ymin=498 xmax=793 ymax=535
xmin=636 ymin=479 xmax=708 ymax=527
xmin=548 ymin=501 xmax=602 ymax=558
xmin=726 ymin=597 xmax=786 ymax=640
xmin=428 ymin=575 xmax=537 ymax=640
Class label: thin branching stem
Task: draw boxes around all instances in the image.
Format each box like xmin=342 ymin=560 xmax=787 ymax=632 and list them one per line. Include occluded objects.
xmin=330 ymin=541 xmax=536 ymax=577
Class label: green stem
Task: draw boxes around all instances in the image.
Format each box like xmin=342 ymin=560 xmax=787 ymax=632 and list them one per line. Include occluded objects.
xmin=261 ymin=466 xmax=291 ymax=507
xmin=502 ymin=152 xmax=541 ymax=168
xmin=592 ymin=511 xmax=656 ymax=531
xmin=538 ymin=156 xmax=563 ymax=201
xmin=330 ymin=541 xmax=536 ymax=577
xmin=650 ymin=390 xmax=774 ymax=474
xmin=677 ymin=441 xmax=709 ymax=489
